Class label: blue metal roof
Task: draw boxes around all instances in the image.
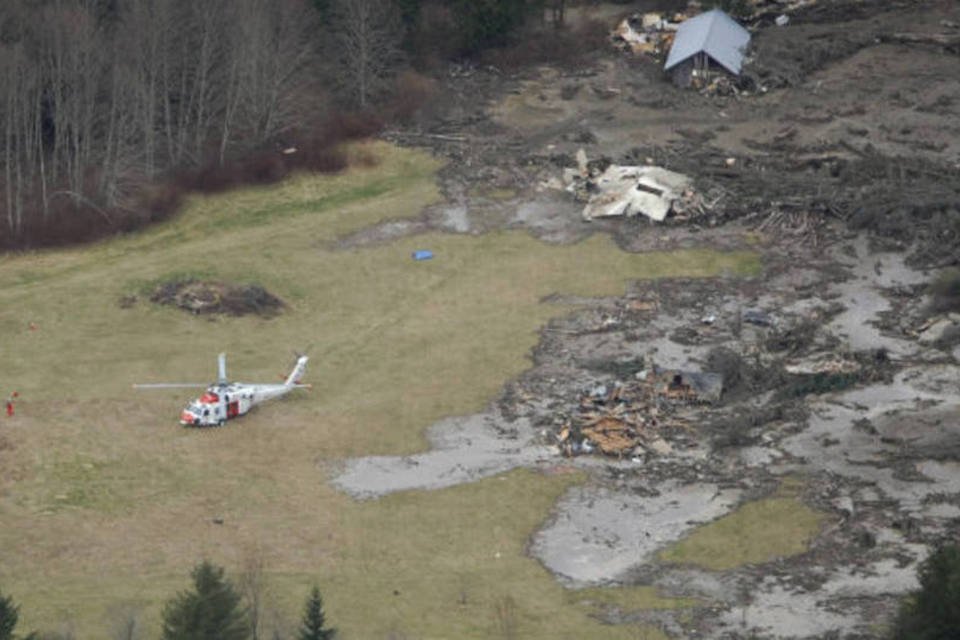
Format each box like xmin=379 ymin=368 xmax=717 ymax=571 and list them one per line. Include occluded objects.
xmin=664 ymin=9 xmax=751 ymax=75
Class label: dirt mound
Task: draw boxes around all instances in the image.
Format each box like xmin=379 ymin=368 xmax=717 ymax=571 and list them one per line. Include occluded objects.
xmin=149 ymin=279 xmax=284 ymax=317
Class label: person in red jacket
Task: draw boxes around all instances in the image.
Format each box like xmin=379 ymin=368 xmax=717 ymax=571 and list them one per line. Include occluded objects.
xmin=5 ymin=391 xmax=17 ymax=417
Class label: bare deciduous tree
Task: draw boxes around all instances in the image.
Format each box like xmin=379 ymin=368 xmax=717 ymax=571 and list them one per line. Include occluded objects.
xmin=107 ymin=603 xmax=144 ymax=640
xmin=0 ymin=0 xmax=328 ymax=245
xmin=329 ymin=0 xmax=403 ymax=108
xmin=238 ymin=545 xmax=271 ymax=640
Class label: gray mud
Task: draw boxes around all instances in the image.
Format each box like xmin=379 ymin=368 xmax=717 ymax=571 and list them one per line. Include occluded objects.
xmin=782 ymin=366 xmax=960 ymax=509
xmin=716 ymin=546 xmax=927 ymax=639
xmin=823 ymin=236 xmax=931 ymax=355
xmin=531 ymin=482 xmax=741 ymax=586
xmin=332 ymin=411 xmax=554 ymax=499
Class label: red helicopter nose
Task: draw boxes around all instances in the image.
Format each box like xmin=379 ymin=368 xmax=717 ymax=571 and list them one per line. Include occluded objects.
xmin=180 ymin=411 xmax=196 ymax=424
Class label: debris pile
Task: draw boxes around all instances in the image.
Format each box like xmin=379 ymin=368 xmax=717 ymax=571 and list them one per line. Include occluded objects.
xmin=699 ymin=74 xmax=742 ymax=97
xmin=782 ymin=353 xmax=861 ymax=376
xmin=149 ymin=279 xmax=284 ymax=317
xmin=557 ymin=367 xmax=722 ymax=457
xmin=559 ymin=149 xmax=702 ymax=222
xmin=611 ymin=12 xmax=683 ymax=57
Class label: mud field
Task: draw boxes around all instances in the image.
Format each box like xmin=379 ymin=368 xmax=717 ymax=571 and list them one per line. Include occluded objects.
xmin=341 ymin=1 xmax=960 ymax=637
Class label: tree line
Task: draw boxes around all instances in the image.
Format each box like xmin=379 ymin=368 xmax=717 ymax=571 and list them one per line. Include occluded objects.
xmin=1 ymin=560 xmax=335 ymax=640
xmin=0 ymin=0 xmax=572 ymax=249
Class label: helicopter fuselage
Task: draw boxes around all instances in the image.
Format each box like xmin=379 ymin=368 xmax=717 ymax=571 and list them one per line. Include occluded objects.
xmin=180 ymin=382 xmax=295 ymax=426
xmin=136 ymin=354 xmax=309 ymax=426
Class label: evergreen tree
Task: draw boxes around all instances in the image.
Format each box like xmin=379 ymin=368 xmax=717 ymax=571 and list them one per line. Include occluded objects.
xmin=449 ymin=0 xmax=536 ymax=53
xmin=297 ymin=586 xmax=335 ymax=640
xmin=0 ymin=592 xmax=19 ymax=640
xmin=893 ymin=544 xmax=960 ymax=639
xmin=395 ymin=0 xmax=421 ymax=27
xmin=161 ymin=561 xmax=250 ymax=640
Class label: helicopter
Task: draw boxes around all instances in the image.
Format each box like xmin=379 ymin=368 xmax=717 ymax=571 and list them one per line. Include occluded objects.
xmin=134 ymin=353 xmax=309 ymax=426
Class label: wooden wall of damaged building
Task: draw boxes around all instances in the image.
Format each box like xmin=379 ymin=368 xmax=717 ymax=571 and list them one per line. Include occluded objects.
xmin=670 ymin=51 xmax=736 ymax=89
xmin=670 ymin=51 xmax=714 ymax=88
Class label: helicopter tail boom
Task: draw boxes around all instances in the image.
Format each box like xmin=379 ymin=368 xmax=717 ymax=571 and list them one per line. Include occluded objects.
xmin=284 ymin=355 xmax=309 ymax=387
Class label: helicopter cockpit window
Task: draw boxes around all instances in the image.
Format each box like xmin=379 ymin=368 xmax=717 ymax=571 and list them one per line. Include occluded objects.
xmin=203 ymin=410 xmax=209 ymax=417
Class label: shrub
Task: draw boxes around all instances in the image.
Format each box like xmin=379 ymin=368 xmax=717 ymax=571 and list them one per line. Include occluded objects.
xmin=928 ymin=269 xmax=960 ymax=314
xmin=384 ymin=70 xmax=439 ymax=126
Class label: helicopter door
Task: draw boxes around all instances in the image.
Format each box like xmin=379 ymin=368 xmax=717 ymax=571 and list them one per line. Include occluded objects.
xmin=228 ymin=401 xmax=240 ymax=418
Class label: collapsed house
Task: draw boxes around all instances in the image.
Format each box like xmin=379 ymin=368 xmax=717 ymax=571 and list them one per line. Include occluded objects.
xmin=664 ymin=9 xmax=751 ymax=88
xmin=558 ymin=366 xmax=723 ymax=458
xmin=560 ymin=149 xmax=698 ymax=222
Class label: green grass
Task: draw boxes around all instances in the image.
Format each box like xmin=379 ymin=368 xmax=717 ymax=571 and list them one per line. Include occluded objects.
xmin=657 ymin=481 xmax=826 ymax=571
xmin=21 ymin=453 xmax=202 ymax=514
xmin=0 ymin=140 xmax=760 ymax=638
xmin=213 ymin=176 xmax=401 ymax=231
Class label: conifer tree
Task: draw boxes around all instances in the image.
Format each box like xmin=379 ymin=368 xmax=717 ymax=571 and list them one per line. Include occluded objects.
xmin=0 ymin=591 xmax=19 ymax=640
xmin=161 ymin=561 xmax=249 ymax=640
xmin=297 ymin=586 xmax=335 ymax=640
xmin=893 ymin=544 xmax=960 ymax=639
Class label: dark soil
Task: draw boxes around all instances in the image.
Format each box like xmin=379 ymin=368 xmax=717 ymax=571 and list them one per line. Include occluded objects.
xmin=147 ymin=279 xmax=284 ymax=317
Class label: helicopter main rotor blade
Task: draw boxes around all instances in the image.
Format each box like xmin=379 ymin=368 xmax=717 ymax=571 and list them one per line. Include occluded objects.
xmin=133 ymin=383 xmax=207 ymax=389
xmin=218 ymin=353 xmax=227 ymax=385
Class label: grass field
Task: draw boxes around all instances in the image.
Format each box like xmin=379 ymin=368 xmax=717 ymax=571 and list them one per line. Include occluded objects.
xmin=658 ymin=480 xmax=827 ymax=571
xmin=0 ymin=141 xmax=761 ymax=638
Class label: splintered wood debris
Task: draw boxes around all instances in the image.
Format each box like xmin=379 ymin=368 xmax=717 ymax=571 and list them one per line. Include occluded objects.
xmin=557 ymin=367 xmax=722 ymax=458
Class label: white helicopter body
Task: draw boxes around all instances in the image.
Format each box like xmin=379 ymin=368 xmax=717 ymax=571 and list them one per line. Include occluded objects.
xmin=136 ymin=353 xmax=308 ymax=426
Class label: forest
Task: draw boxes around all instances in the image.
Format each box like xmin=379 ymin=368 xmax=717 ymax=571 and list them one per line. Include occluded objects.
xmin=0 ymin=0 xmax=574 ymax=249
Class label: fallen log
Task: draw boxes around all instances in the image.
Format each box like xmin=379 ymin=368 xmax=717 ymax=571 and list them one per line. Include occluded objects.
xmin=879 ymin=32 xmax=960 ymax=51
